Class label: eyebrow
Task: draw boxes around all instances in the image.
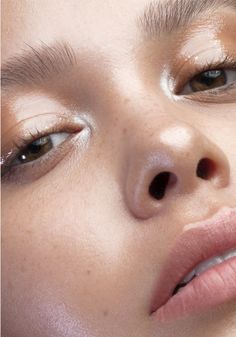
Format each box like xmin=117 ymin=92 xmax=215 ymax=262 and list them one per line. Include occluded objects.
xmin=138 ymin=0 xmax=236 ymax=37
xmin=1 ymin=42 xmax=77 ymax=92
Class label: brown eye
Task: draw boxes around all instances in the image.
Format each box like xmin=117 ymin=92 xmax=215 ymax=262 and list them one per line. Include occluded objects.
xmin=180 ymin=68 xmax=236 ymax=95
xmin=14 ymin=133 xmax=69 ymax=165
xmin=189 ymin=70 xmax=226 ymax=92
xmin=17 ymin=136 xmax=53 ymax=164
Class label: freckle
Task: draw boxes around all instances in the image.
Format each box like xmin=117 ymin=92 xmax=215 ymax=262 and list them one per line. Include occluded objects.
xmin=86 ymin=269 xmax=91 ymax=275
xmin=123 ymin=128 xmax=127 ymax=134
xmin=103 ymin=310 xmax=109 ymax=317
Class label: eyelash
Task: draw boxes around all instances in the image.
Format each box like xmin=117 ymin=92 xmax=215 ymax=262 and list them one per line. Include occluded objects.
xmin=2 ymin=53 xmax=236 ymax=182
xmin=1 ymin=121 xmax=83 ymax=183
xmin=14 ymin=126 xmax=64 ymax=153
xmin=175 ymin=54 xmax=236 ymax=96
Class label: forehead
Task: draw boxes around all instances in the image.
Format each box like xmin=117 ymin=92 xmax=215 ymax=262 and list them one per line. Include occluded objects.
xmin=3 ymin=0 xmax=236 ymax=62
xmin=3 ymin=0 xmax=236 ymax=49
xmin=2 ymin=0 xmax=236 ymax=93
xmin=2 ymin=0 xmax=147 ymax=60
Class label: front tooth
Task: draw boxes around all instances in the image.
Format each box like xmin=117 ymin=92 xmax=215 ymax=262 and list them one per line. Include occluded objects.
xmin=179 ymin=248 xmax=236 ymax=287
xmin=222 ymin=248 xmax=236 ymax=261
xmin=181 ymin=268 xmax=196 ymax=284
xmin=195 ymin=256 xmax=223 ymax=276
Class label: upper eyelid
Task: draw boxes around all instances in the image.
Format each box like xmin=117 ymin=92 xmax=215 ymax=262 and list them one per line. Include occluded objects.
xmin=1 ymin=115 xmax=84 ymax=168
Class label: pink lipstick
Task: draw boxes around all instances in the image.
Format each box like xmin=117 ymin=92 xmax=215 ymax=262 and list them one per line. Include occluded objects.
xmin=150 ymin=207 xmax=236 ymax=322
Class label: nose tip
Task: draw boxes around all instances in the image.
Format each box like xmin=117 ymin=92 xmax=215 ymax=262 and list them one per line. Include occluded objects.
xmin=125 ymin=125 xmax=230 ymax=219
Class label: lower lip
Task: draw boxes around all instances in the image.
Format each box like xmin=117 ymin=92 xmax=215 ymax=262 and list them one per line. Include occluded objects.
xmin=152 ymin=256 xmax=236 ymax=322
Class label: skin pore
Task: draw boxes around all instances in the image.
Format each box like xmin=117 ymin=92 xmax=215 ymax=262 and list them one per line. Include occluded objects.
xmin=1 ymin=0 xmax=236 ymax=336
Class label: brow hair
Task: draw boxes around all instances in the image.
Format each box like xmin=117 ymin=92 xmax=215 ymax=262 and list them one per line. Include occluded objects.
xmin=1 ymin=42 xmax=77 ymax=91
xmin=138 ymin=0 xmax=236 ymax=37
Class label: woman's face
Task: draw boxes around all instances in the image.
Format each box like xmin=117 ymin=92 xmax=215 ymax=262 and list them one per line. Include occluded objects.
xmin=2 ymin=0 xmax=236 ymax=336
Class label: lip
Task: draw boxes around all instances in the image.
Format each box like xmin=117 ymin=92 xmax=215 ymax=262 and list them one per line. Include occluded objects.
xmin=150 ymin=207 xmax=236 ymax=322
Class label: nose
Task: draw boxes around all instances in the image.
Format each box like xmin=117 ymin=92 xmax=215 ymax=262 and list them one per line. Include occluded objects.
xmin=125 ymin=123 xmax=230 ymax=219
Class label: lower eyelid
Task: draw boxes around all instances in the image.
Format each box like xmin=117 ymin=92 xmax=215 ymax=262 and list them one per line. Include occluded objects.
xmin=183 ymin=82 xmax=236 ymax=104
xmin=11 ymin=132 xmax=71 ymax=166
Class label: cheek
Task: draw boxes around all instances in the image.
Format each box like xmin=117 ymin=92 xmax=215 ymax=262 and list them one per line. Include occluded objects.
xmin=213 ymin=115 xmax=236 ymax=179
xmin=2 ymin=173 xmax=147 ymax=333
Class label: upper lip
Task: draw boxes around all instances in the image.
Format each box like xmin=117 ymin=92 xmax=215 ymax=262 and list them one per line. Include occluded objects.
xmin=150 ymin=207 xmax=236 ymax=314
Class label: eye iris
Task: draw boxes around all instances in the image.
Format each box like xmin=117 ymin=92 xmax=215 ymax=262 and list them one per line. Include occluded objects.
xmin=18 ymin=136 xmax=53 ymax=163
xmin=190 ymin=70 xmax=226 ymax=92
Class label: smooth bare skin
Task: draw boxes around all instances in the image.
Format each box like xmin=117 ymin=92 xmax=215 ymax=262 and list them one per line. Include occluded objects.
xmin=2 ymin=0 xmax=236 ymax=336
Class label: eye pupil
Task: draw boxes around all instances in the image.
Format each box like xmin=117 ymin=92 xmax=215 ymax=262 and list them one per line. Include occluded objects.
xmin=200 ymin=70 xmax=222 ymax=84
xmin=18 ymin=136 xmax=53 ymax=163
xmin=28 ymin=137 xmax=50 ymax=154
xmin=190 ymin=69 xmax=226 ymax=92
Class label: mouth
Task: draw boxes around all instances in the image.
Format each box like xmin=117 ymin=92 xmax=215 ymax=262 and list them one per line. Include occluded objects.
xmin=150 ymin=207 xmax=236 ymax=322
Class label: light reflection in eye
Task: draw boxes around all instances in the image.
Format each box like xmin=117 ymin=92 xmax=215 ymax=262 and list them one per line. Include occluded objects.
xmin=181 ymin=68 xmax=236 ymax=95
xmin=13 ymin=133 xmax=70 ymax=165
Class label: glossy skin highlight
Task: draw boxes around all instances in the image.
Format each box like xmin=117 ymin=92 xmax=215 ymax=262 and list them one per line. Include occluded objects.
xmin=2 ymin=1 xmax=236 ymax=337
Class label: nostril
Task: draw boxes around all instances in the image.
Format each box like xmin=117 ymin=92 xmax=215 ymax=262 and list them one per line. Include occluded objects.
xmin=196 ymin=158 xmax=216 ymax=180
xmin=149 ymin=172 xmax=177 ymax=200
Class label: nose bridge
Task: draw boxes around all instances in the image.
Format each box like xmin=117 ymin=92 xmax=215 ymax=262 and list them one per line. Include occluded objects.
xmin=124 ymin=118 xmax=230 ymax=220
